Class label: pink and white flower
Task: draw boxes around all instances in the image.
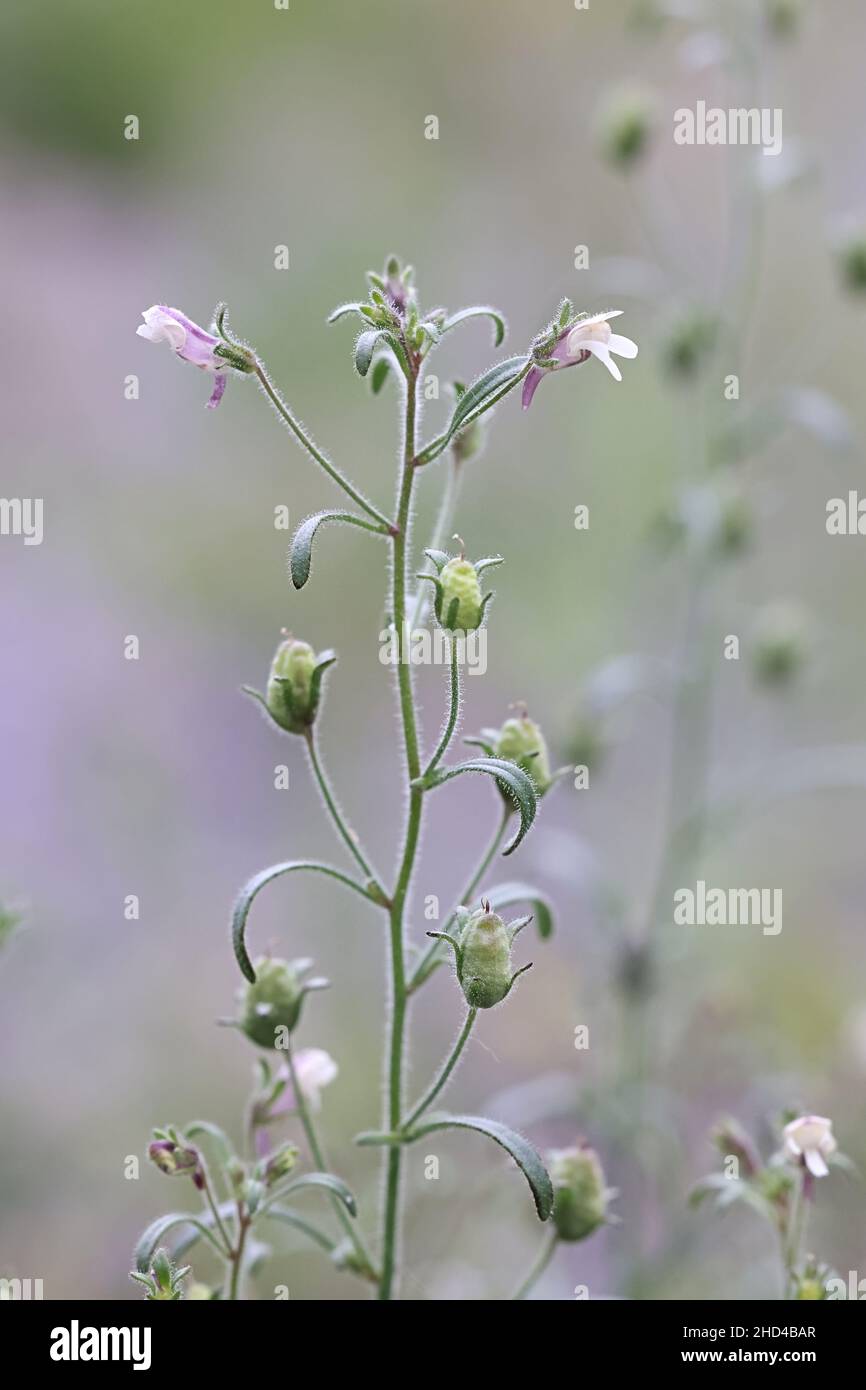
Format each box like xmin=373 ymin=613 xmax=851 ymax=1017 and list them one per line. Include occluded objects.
xmin=522 ymin=310 xmax=639 ymax=409
xmin=783 ymin=1115 xmax=837 ymax=1178
xmin=277 ymin=1048 xmax=338 ymax=1114
xmin=136 ymin=305 xmax=228 ymax=407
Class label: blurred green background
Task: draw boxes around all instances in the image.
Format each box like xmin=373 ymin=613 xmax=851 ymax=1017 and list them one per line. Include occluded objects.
xmin=1 ymin=0 xmax=865 ymax=1299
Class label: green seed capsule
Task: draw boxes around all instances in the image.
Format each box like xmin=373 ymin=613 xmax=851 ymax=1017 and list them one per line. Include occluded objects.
xmin=266 ymin=637 xmax=318 ymax=734
xmin=549 ymin=1144 xmax=611 ymax=1242
xmin=456 ymin=906 xmax=515 ymax=1009
xmin=239 ymin=957 xmax=308 ymax=1049
xmin=439 ymin=558 xmax=484 ymax=631
xmin=496 ymin=714 xmax=552 ymax=795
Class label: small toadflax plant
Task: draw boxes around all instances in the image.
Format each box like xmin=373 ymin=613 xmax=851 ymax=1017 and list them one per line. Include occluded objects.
xmin=131 ymin=259 xmax=637 ymax=1300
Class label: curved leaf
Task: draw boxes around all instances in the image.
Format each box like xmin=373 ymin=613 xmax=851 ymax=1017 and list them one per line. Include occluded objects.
xmin=274 ymin=1172 xmax=357 ymax=1216
xmin=407 ymin=1113 xmax=553 ymax=1221
xmin=184 ymin=1120 xmax=234 ymax=1164
xmin=327 ymin=302 xmax=365 ymax=324
xmin=414 ymin=757 xmax=537 ymax=855
xmin=133 ymin=1212 xmax=226 ymax=1272
xmin=232 ymin=861 xmax=374 ymax=983
xmin=418 ymin=356 xmax=530 ymax=465
xmin=290 ymin=510 xmax=387 ymax=591
xmin=485 ymin=882 xmax=555 ymax=940
xmin=441 ymin=305 xmax=507 ymax=347
xmin=354 ymin=329 xmax=384 ymax=377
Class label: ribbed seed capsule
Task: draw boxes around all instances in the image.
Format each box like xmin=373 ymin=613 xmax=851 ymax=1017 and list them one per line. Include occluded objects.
xmin=439 ymin=558 xmax=484 ymax=631
xmin=548 ymin=1143 xmax=611 ymax=1242
xmin=459 ymin=906 xmax=513 ymax=1009
xmin=496 ymin=714 xmax=552 ymax=795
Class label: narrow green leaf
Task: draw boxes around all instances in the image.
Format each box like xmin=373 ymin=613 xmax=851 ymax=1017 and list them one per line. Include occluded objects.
xmin=415 ymin=757 xmax=537 ymax=855
xmin=406 ymin=1113 xmax=553 ymax=1221
xmin=275 ymin=1172 xmax=357 ymax=1216
xmin=290 ymin=510 xmax=387 ymax=591
xmin=441 ymin=305 xmax=507 ymax=347
xmin=418 ymin=356 xmax=530 ymax=464
xmin=133 ymin=1212 xmax=226 ymax=1272
xmin=485 ymin=882 xmax=555 ymax=940
xmin=232 ymin=861 xmax=374 ymax=983
xmin=327 ymin=302 xmax=365 ymax=324
xmin=184 ymin=1120 xmax=234 ymax=1164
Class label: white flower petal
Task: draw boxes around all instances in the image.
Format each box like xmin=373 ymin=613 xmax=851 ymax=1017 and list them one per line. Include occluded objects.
xmin=580 ymin=310 xmax=624 ymax=327
xmin=586 ymin=341 xmax=622 ymax=381
xmin=805 ymin=1148 xmax=829 ymax=1178
xmin=608 ymin=333 xmax=639 ymax=359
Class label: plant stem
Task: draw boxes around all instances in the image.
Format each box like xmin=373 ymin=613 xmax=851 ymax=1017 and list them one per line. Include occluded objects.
xmin=304 ymin=727 xmax=383 ymax=890
xmin=284 ymin=1039 xmax=376 ymax=1280
xmin=379 ymin=361 xmax=424 ymax=1301
xmin=422 ymin=632 xmax=461 ymax=778
xmin=402 ymin=1007 xmax=476 ymax=1131
xmin=408 ymin=803 xmax=510 ymax=993
xmin=199 ymin=1166 xmax=234 ymax=1259
xmin=254 ymin=362 xmax=391 ymax=528
xmin=410 ymin=452 xmax=463 ymax=632
xmin=226 ymin=1204 xmax=250 ymax=1301
xmin=512 ymin=1228 xmax=558 ymax=1300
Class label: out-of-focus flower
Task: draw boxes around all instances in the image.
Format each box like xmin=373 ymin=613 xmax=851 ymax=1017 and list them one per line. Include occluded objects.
xmin=276 ymin=1048 xmax=339 ymax=1113
xmin=522 ymin=311 xmax=638 ymax=409
xmin=836 ymin=233 xmax=866 ymax=295
xmin=752 ymin=602 xmax=808 ymax=687
xmin=661 ymin=308 xmax=718 ymax=378
xmin=597 ymin=87 xmax=654 ymax=168
xmin=783 ymin=1115 xmax=837 ymax=1178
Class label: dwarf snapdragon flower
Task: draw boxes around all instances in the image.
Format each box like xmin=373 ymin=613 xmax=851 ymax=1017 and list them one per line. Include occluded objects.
xmin=783 ymin=1115 xmax=837 ymax=1178
xmin=275 ymin=1047 xmax=338 ymax=1114
xmin=137 ymin=305 xmax=254 ymax=408
xmin=522 ymin=310 xmax=638 ymax=409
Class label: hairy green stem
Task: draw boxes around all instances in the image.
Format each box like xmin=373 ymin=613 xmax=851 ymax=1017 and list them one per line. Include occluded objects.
xmin=512 ymin=1228 xmax=558 ymax=1300
xmin=379 ymin=361 xmax=424 ymax=1300
xmin=304 ymin=727 xmax=383 ymax=890
xmin=408 ymin=804 xmax=510 ymax=993
xmin=422 ymin=632 xmax=461 ymax=778
xmin=254 ymin=362 xmax=391 ymax=528
xmin=284 ymin=1039 xmax=376 ymax=1279
xmin=403 ymin=1008 xmax=477 ymax=1132
xmin=410 ymin=452 xmax=463 ymax=632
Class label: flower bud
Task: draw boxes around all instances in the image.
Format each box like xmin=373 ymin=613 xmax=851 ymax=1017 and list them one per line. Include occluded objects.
xmin=418 ymin=543 xmax=501 ymax=633
xmin=597 ymin=87 xmax=654 ymax=169
xmin=436 ymin=901 xmax=532 ymax=1010
xmin=549 ymin=1143 xmax=612 ymax=1242
xmin=752 ymin=603 xmax=808 ymax=687
xmin=147 ymin=1138 xmax=203 ymax=1188
xmin=495 ymin=711 xmax=553 ymax=796
xmin=263 ymin=1142 xmax=299 ymax=1188
xmin=238 ymin=956 xmax=328 ymax=1049
xmin=129 ymin=1248 xmax=190 ymax=1301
